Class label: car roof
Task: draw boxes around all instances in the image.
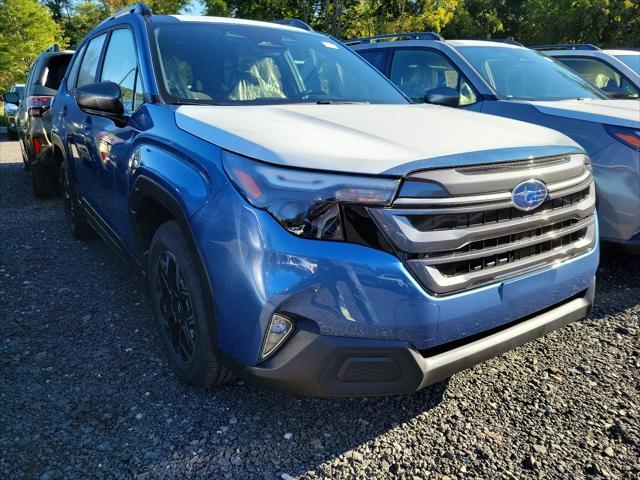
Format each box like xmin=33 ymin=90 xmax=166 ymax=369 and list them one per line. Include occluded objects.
xmin=446 ymin=40 xmax=523 ymax=49
xmin=351 ymin=38 xmax=525 ymax=50
xmin=603 ymin=49 xmax=640 ymax=56
xmin=150 ymin=14 xmax=317 ymax=35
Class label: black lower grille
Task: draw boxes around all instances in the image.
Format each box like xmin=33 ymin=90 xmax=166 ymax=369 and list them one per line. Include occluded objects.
xmin=434 ymin=227 xmax=588 ymax=277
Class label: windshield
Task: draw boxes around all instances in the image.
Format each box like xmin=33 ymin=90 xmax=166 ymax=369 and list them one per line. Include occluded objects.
xmin=613 ymin=54 xmax=640 ymax=75
xmin=456 ymin=46 xmax=606 ymax=101
xmin=13 ymin=85 xmax=24 ymax=99
xmin=151 ymin=22 xmax=408 ymax=105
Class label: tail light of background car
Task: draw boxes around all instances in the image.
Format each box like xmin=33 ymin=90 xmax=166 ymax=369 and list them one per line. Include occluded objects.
xmin=605 ymin=124 xmax=640 ymax=149
xmin=27 ymin=96 xmax=52 ymax=118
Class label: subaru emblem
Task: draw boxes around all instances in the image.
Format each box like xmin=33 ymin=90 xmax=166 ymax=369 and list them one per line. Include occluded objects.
xmin=512 ymin=180 xmax=548 ymax=211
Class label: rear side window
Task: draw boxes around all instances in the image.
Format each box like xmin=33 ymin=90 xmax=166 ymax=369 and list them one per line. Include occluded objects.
xmin=556 ymin=56 xmax=639 ymax=99
xmin=359 ymin=50 xmax=387 ymax=73
xmin=77 ymin=33 xmax=107 ymax=88
xmin=100 ymin=29 xmax=138 ymax=112
xmin=390 ymin=49 xmax=478 ymax=106
xmin=66 ymin=45 xmax=86 ymax=91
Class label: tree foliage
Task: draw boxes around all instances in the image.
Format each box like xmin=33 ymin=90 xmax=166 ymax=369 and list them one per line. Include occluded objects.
xmin=0 ymin=0 xmax=64 ymax=91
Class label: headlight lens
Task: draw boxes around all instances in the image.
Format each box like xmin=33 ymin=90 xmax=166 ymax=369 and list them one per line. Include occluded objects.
xmin=223 ymin=151 xmax=400 ymax=240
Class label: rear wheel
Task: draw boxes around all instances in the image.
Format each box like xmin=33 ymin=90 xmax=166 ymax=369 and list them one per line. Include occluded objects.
xmin=59 ymin=159 xmax=95 ymax=240
xmin=31 ymin=163 xmax=60 ymax=198
xmin=148 ymin=221 xmax=232 ymax=389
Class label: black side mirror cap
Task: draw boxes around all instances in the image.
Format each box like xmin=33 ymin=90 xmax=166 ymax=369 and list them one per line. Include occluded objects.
xmin=75 ymin=82 xmax=124 ymax=117
xmin=2 ymin=91 xmax=20 ymax=105
xmin=424 ymin=87 xmax=460 ymax=107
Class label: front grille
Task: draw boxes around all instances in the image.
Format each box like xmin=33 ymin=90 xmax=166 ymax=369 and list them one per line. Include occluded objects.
xmin=369 ymin=154 xmax=596 ymax=295
xmin=408 ymin=187 xmax=590 ymax=232
xmin=434 ymin=226 xmax=588 ymax=277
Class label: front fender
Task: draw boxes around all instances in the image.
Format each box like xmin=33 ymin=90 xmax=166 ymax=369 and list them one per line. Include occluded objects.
xmin=130 ymin=144 xmax=217 ymax=219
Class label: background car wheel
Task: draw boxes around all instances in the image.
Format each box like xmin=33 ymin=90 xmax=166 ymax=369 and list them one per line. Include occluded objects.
xmin=59 ymin=160 xmax=95 ymax=240
xmin=149 ymin=221 xmax=232 ymax=389
xmin=8 ymin=129 xmax=18 ymax=140
xmin=31 ymin=163 xmax=60 ymax=198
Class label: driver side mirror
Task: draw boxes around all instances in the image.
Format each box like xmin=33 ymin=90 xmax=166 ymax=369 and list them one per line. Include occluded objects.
xmin=424 ymin=87 xmax=460 ymax=107
xmin=75 ymin=82 xmax=124 ymax=117
xmin=2 ymin=91 xmax=19 ymax=105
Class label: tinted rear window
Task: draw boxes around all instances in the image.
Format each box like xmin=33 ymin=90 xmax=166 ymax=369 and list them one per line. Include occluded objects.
xmin=33 ymin=55 xmax=73 ymax=95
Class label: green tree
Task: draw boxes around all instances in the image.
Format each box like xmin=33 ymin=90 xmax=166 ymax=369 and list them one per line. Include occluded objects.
xmin=66 ymin=0 xmax=109 ymax=48
xmin=203 ymin=0 xmax=229 ymax=16
xmin=0 ymin=0 xmax=64 ymax=91
xmin=101 ymin=0 xmax=190 ymax=14
xmin=442 ymin=0 xmax=503 ymax=39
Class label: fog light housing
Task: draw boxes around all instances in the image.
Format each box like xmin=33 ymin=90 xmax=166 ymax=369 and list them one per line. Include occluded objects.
xmin=261 ymin=314 xmax=294 ymax=360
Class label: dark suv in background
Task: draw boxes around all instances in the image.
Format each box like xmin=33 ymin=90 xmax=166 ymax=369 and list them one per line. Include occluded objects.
xmin=2 ymin=83 xmax=24 ymax=139
xmin=15 ymin=45 xmax=73 ymax=197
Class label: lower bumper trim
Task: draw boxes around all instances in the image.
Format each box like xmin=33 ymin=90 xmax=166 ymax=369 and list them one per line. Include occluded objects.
xmin=235 ymin=280 xmax=595 ymax=397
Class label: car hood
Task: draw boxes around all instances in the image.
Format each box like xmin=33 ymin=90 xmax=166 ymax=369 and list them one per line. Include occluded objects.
xmin=529 ymin=99 xmax=640 ymax=129
xmin=175 ymin=103 xmax=580 ymax=175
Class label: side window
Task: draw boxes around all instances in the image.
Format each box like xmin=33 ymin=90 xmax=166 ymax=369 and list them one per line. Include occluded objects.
xmin=556 ymin=56 xmax=639 ymax=99
xmin=66 ymin=45 xmax=87 ymax=91
xmin=77 ymin=33 xmax=107 ymax=88
xmin=359 ymin=50 xmax=387 ymax=73
xmin=100 ymin=29 xmax=138 ymax=112
xmin=390 ymin=49 xmax=478 ymax=106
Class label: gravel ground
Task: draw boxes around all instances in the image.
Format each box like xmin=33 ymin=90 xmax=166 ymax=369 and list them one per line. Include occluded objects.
xmin=1 ymin=135 xmax=639 ymax=480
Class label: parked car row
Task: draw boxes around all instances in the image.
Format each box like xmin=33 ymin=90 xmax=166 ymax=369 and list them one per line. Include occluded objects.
xmin=348 ymin=35 xmax=640 ymax=251
xmin=2 ymin=4 xmax=638 ymax=397
xmin=3 ymin=45 xmax=74 ymax=197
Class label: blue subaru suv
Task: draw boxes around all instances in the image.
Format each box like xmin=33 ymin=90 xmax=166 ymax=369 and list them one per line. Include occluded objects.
xmin=51 ymin=4 xmax=598 ymax=396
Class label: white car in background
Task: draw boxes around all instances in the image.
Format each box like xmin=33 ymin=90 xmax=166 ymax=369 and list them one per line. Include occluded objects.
xmin=534 ymin=44 xmax=640 ymax=99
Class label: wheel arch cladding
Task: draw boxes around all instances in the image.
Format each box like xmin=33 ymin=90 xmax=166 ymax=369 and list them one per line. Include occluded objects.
xmin=131 ymin=174 xmax=222 ymax=351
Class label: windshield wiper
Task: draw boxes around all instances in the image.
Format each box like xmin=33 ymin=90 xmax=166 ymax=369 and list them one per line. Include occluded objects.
xmin=315 ymin=100 xmax=370 ymax=105
xmin=169 ymin=99 xmax=218 ymax=106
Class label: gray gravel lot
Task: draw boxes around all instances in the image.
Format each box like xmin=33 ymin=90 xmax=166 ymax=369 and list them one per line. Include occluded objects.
xmin=0 ymin=135 xmax=639 ymax=480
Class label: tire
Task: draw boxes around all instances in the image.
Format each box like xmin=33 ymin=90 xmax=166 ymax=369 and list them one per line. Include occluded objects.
xmin=59 ymin=159 xmax=95 ymax=240
xmin=8 ymin=129 xmax=17 ymax=140
xmin=31 ymin=163 xmax=60 ymax=198
xmin=148 ymin=221 xmax=232 ymax=389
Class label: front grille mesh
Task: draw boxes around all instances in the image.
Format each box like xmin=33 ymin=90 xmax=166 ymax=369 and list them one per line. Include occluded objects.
xmin=408 ymin=187 xmax=590 ymax=232
xmin=434 ymin=227 xmax=588 ymax=277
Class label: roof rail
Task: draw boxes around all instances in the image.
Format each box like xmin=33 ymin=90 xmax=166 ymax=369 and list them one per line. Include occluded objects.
xmin=44 ymin=44 xmax=60 ymax=53
xmin=97 ymin=2 xmax=152 ymax=28
xmin=270 ymin=19 xmax=314 ymax=31
xmin=485 ymin=39 xmax=524 ymax=47
xmin=530 ymin=43 xmax=600 ymax=51
xmin=343 ymin=32 xmax=444 ymax=46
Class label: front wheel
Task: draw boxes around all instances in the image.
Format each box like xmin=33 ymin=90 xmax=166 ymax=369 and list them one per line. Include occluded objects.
xmin=148 ymin=221 xmax=232 ymax=389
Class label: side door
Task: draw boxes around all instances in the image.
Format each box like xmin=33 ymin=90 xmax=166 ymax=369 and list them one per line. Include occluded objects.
xmin=388 ymin=48 xmax=482 ymax=111
xmin=66 ymin=32 xmax=108 ymax=203
xmin=80 ymin=26 xmax=144 ymax=245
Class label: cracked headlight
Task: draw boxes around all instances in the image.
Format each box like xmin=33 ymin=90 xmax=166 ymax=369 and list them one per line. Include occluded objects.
xmin=223 ymin=151 xmax=399 ymax=241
